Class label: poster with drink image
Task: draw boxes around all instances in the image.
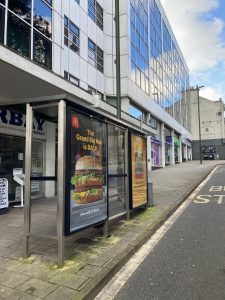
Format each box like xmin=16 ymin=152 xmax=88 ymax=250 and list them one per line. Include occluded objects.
xmin=68 ymin=112 xmax=107 ymax=233
xmin=131 ymin=134 xmax=147 ymax=208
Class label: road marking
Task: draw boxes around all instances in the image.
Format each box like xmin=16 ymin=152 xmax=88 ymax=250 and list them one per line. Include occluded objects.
xmin=94 ymin=166 xmax=219 ymax=300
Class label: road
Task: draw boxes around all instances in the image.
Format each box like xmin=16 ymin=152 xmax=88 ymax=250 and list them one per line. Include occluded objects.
xmin=95 ymin=164 xmax=225 ymax=300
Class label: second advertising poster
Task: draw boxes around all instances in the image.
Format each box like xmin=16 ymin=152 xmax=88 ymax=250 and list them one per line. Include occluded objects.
xmin=131 ymin=134 xmax=147 ymax=208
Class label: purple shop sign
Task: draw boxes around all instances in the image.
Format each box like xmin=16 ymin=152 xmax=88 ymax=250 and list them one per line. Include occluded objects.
xmin=165 ymin=136 xmax=173 ymax=145
xmin=151 ymin=136 xmax=161 ymax=145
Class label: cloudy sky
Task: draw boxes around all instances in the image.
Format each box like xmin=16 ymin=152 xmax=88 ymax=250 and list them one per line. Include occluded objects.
xmin=161 ymin=0 xmax=225 ymax=101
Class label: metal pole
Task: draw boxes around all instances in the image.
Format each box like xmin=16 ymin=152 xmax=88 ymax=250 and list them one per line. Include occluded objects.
xmin=197 ymin=86 xmax=202 ymax=164
xmin=24 ymin=104 xmax=33 ymax=258
xmin=57 ymin=100 xmax=66 ymax=267
xmin=124 ymin=129 xmax=130 ymax=220
xmin=115 ymin=0 xmax=121 ymax=120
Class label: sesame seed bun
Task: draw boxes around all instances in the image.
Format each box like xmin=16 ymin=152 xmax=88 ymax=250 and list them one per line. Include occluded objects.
xmin=75 ymin=156 xmax=102 ymax=171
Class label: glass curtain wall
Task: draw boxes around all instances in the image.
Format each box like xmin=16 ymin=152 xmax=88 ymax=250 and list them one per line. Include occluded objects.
xmin=130 ymin=0 xmax=149 ymax=94
xmin=1 ymin=0 xmax=52 ymax=69
xmin=149 ymin=0 xmax=163 ymax=106
xmin=129 ymin=0 xmax=190 ymax=132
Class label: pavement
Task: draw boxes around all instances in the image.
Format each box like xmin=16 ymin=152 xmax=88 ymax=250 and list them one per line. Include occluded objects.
xmin=0 ymin=160 xmax=224 ymax=300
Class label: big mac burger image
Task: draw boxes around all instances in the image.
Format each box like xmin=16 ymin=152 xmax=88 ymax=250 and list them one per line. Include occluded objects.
xmin=71 ymin=156 xmax=104 ymax=204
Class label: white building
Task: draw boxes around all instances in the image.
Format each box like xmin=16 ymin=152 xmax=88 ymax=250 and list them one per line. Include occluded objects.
xmin=189 ymin=88 xmax=225 ymax=160
xmin=0 ymin=0 xmax=192 ymax=210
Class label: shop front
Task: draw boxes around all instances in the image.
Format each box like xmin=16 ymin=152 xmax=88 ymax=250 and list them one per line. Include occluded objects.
xmin=165 ymin=136 xmax=172 ymax=165
xmin=0 ymin=108 xmax=49 ymax=203
xmin=174 ymin=134 xmax=181 ymax=163
xmin=151 ymin=136 xmax=161 ymax=168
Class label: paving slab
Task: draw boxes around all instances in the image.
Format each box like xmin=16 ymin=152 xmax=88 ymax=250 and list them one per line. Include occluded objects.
xmin=17 ymin=278 xmax=58 ymax=299
xmin=45 ymin=286 xmax=78 ymax=300
xmin=0 ymin=284 xmax=25 ymax=300
xmin=0 ymin=270 xmax=29 ymax=288
xmin=49 ymin=272 xmax=89 ymax=290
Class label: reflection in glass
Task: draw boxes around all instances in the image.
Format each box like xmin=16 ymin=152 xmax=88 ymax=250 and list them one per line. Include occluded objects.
xmin=7 ymin=12 xmax=30 ymax=58
xmin=0 ymin=6 xmax=4 ymax=43
xmin=33 ymin=31 xmax=51 ymax=69
xmin=108 ymin=177 xmax=125 ymax=218
xmin=108 ymin=125 xmax=125 ymax=175
xmin=33 ymin=0 xmax=52 ymax=39
xmin=8 ymin=0 xmax=31 ymax=23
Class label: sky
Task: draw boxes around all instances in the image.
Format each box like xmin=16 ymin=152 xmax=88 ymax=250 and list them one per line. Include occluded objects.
xmin=161 ymin=0 xmax=225 ymax=101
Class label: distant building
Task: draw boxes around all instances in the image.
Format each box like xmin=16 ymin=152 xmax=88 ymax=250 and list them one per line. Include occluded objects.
xmin=189 ymin=88 xmax=225 ymax=160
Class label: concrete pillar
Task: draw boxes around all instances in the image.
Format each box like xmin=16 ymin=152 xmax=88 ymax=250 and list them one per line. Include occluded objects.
xmin=161 ymin=122 xmax=165 ymax=168
xmin=178 ymin=137 xmax=182 ymax=163
xmin=171 ymin=129 xmax=175 ymax=165
xmin=185 ymin=144 xmax=188 ymax=162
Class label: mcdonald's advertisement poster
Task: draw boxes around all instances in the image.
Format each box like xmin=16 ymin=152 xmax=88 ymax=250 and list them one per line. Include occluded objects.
xmin=69 ymin=112 xmax=107 ymax=233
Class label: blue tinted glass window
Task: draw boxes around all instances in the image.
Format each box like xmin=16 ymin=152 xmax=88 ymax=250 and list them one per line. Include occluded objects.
xmin=88 ymin=38 xmax=104 ymax=73
xmin=88 ymin=0 xmax=103 ymax=30
xmin=8 ymin=0 xmax=31 ymax=23
xmin=64 ymin=16 xmax=79 ymax=53
xmin=130 ymin=1 xmax=149 ymax=94
xmin=34 ymin=0 xmax=52 ymax=39
xmin=129 ymin=103 xmax=142 ymax=120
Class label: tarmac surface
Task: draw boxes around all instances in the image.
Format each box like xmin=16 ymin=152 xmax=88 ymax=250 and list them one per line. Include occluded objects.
xmin=111 ymin=164 xmax=225 ymax=300
xmin=0 ymin=160 xmax=224 ymax=300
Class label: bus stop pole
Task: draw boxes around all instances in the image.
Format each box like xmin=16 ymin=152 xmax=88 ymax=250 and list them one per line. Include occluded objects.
xmin=24 ymin=104 xmax=33 ymax=258
xmin=57 ymin=100 xmax=66 ymax=267
xmin=125 ymin=129 xmax=130 ymax=220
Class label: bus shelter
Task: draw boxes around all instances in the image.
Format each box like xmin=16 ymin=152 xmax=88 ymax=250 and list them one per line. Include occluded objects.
xmin=1 ymin=95 xmax=149 ymax=267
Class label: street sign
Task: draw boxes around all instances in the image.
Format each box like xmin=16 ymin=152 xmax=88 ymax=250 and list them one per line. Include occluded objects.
xmin=0 ymin=178 xmax=9 ymax=210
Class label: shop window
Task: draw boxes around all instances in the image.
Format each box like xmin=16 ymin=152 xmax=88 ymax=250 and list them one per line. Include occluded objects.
xmin=33 ymin=31 xmax=52 ymax=69
xmin=0 ymin=6 xmax=4 ymax=44
xmin=88 ymin=0 xmax=103 ymax=30
xmin=8 ymin=0 xmax=31 ymax=23
xmin=7 ymin=12 xmax=31 ymax=58
xmin=64 ymin=71 xmax=79 ymax=86
xmin=33 ymin=0 xmax=52 ymax=39
xmin=64 ymin=16 xmax=79 ymax=53
xmin=88 ymin=39 xmax=104 ymax=73
xmin=74 ymin=0 xmax=79 ymax=4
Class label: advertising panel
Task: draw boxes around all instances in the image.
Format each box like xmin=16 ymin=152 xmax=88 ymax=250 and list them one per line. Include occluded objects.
xmin=131 ymin=134 xmax=147 ymax=208
xmin=67 ymin=111 xmax=107 ymax=233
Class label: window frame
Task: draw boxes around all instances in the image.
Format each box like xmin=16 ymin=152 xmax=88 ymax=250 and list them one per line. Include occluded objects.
xmin=88 ymin=0 xmax=103 ymax=30
xmin=64 ymin=16 xmax=80 ymax=54
xmin=88 ymin=38 xmax=104 ymax=73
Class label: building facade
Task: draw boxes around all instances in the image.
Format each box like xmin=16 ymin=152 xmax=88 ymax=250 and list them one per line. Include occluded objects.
xmin=0 ymin=0 xmax=191 ymax=211
xmin=189 ymin=89 xmax=225 ymax=160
